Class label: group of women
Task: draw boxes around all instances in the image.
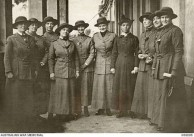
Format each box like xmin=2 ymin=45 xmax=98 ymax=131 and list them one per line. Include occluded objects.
xmin=3 ymin=6 xmax=189 ymax=132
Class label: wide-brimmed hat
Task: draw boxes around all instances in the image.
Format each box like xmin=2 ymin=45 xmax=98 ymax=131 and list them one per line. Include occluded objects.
xmin=74 ymin=20 xmax=89 ymax=30
xmin=156 ymin=7 xmax=177 ymax=19
xmin=149 ymin=10 xmax=161 ymax=20
xmin=13 ymin=16 xmax=29 ymax=29
xmin=139 ymin=12 xmax=153 ymax=23
xmin=28 ymin=18 xmax=42 ymax=28
xmin=119 ymin=14 xmax=134 ymax=25
xmin=55 ymin=23 xmax=73 ymax=34
xmin=94 ymin=17 xmax=110 ymax=27
xmin=42 ymin=16 xmax=58 ymax=25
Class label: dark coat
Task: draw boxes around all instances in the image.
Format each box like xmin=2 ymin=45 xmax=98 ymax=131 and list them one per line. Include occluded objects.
xmin=111 ymin=33 xmax=139 ymax=111
xmin=138 ymin=27 xmax=156 ymax=72
xmin=93 ymin=31 xmax=116 ymax=74
xmin=151 ymin=24 xmax=188 ymax=132
xmin=73 ymin=35 xmax=94 ymax=72
xmin=49 ymin=38 xmax=79 ymax=79
xmin=4 ymin=33 xmax=38 ymax=120
xmin=152 ymin=24 xmax=185 ymax=79
xmin=4 ymin=33 xmax=38 ymax=80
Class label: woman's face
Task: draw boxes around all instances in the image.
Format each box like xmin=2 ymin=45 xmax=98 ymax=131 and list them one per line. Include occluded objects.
xmin=153 ymin=16 xmax=162 ymax=28
xmin=17 ymin=22 xmax=27 ymax=33
xmin=28 ymin=23 xmax=39 ymax=33
xmin=45 ymin=21 xmax=54 ymax=32
xmin=77 ymin=26 xmax=85 ymax=35
xmin=161 ymin=15 xmax=172 ymax=26
xmin=60 ymin=27 xmax=70 ymax=37
xmin=120 ymin=22 xmax=131 ymax=33
xmin=143 ymin=18 xmax=152 ymax=28
xmin=98 ymin=24 xmax=108 ymax=32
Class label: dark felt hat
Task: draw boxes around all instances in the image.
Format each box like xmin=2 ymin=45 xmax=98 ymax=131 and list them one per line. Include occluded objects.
xmin=28 ymin=18 xmax=42 ymax=28
xmin=149 ymin=10 xmax=161 ymax=20
xmin=74 ymin=20 xmax=89 ymax=30
xmin=139 ymin=12 xmax=153 ymax=23
xmin=94 ymin=17 xmax=110 ymax=27
xmin=156 ymin=7 xmax=177 ymax=19
xmin=42 ymin=16 xmax=58 ymax=25
xmin=55 ymin=23 xmax=73 ymax=34
xmin=13 ymin=16 xmax=29 ymax=29
xmin=119 ymin=14 xmax=134 ymax=25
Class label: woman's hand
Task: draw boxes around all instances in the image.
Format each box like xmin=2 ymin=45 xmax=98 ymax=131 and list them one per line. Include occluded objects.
xmin=7 ymin=72 xmax=13 ymax=79
xmin=50 ymin=73 xmax=55 ymax=80
xmin=163 ymin=73 xmax=172 ymax=78
xmin=76 ymin=71 xmax=79 ymax=78
xmin=138 ymin=54 xmax=144 ymax=59
xmin=131 ymin=67 xmax=138 ymax=74
xmin=110 ymin=68 xmax=115 ymax=74
xmin=40 ymin=62 xmax=45 ymax=66
xmin=81 ymin=63 xmax=87 ymax=71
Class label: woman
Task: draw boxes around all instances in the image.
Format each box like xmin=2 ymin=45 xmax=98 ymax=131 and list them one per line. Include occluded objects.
xmin=42 ymin=16 xmax=58 ymax=120
xmin=151 ymin=7 xmax=188 ymax=132
xmin=148 ymin=10 xmax=163 ymax=125
xmin=131 ymin=12 xmax=155 ymax=119
xmin=48 ymin=23 xmax=79 ymax=122
xmin=91 ymin=17 xmax=116 ymax=116
xmin=26 ymin=18 xmax=49 ymax=117
xmin=111 ymin=15 xmax=139 ymax=118
xmin=4 ymin=16 xmax=38 ymax=129
xmin=42 ymin=16 xmax=58 ymax=44
xmin=73 ymin=20 xmax=94 ymax=117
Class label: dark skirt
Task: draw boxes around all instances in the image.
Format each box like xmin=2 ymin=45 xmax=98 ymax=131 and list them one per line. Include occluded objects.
xmin=76 ymin=71 xmax=93 ymax=106
xmin=48 ymin=78 xmax=77 ymax=115
xmin=4 ymin=78 xmax=35 ymax=122
xmin=150 ymin=72 xmax=189 ymax=132
xmin=111 ymin=71 xmax=136 ymax=111
xmin=33 ymin=66 xmax=50 ymax=115
xmin=131 ymin=71 xmax=149 ymax=114
xmin=91 ymin=73 xmax=113 ymax=110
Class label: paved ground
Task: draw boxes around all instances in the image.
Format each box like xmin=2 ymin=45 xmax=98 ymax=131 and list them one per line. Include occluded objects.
xmin=63 ymin=108 xmax=160 ymax=133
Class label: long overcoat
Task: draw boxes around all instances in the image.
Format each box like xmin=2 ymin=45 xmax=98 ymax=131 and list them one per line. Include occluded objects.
xmin=26 ymin=32 xmax=50 ymax=114
xmin=111 ymin=33 xmax=139 ymax=111
xmin=4 ymin=33 xmax=38 ymax=122
xmin=131 ymin=27 xmax=156 ymax=116
xmin=151 ymin=24 xmax=188 ymax=132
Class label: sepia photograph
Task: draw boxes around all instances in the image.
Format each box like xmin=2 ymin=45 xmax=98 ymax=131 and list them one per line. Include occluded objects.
xmin=0 ymin=0 xmax=193 ymax=135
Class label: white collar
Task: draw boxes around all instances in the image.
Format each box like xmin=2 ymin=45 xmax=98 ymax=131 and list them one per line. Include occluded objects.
xmin=120 ymin=32 xmax=129 ymax=37
xmin=17 ymin=31 xmax=26 ymax=36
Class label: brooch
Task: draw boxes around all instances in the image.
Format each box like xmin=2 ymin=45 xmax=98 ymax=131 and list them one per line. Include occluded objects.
xmin=156 ymin=39 xmax=161 ymax=44
xmin=77 ymin=42 xmax=81 ymax=45
xmin=144 ymin=37 xmax=149 ymax=41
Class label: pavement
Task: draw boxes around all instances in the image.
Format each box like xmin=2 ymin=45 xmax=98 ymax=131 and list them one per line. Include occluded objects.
xmin=63 ymin=107 xmax=160 ymax=133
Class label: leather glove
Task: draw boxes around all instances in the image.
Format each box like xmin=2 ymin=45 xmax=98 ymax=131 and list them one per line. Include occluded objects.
xmin=110 ymin=68 xmax=115 ymax=74
xmin=50 ymin=73 xmax=55 ymax=80
xmin=7 ymin=72 xmax=13 ymax=79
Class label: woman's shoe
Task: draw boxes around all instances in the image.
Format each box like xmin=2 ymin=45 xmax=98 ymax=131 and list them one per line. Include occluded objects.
xmin=129 ymin=112 xmax=136 ymax=119
xmin=116 ymin=113 xmax=124 ymax=118
xmin=84 ymin=106 xmax=90 ymax=117
xmin=149 ymin=120 xmax=155 ymax=126
xmin=95 ymin=109 xmax=104 ymax=115
xmin=157 ymin=127 xmax=164 ymax=131
xmin=106 ymin=109 xmax=112 ymax=116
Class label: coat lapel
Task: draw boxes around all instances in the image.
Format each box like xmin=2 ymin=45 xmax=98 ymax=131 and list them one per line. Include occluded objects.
xmin=14 ymin=33 xmax=28 ymax=46
xmin=57 ymin=39 xmax=71 ymax=54
xmin=158 ymin=24 xmax=174 ymax=40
